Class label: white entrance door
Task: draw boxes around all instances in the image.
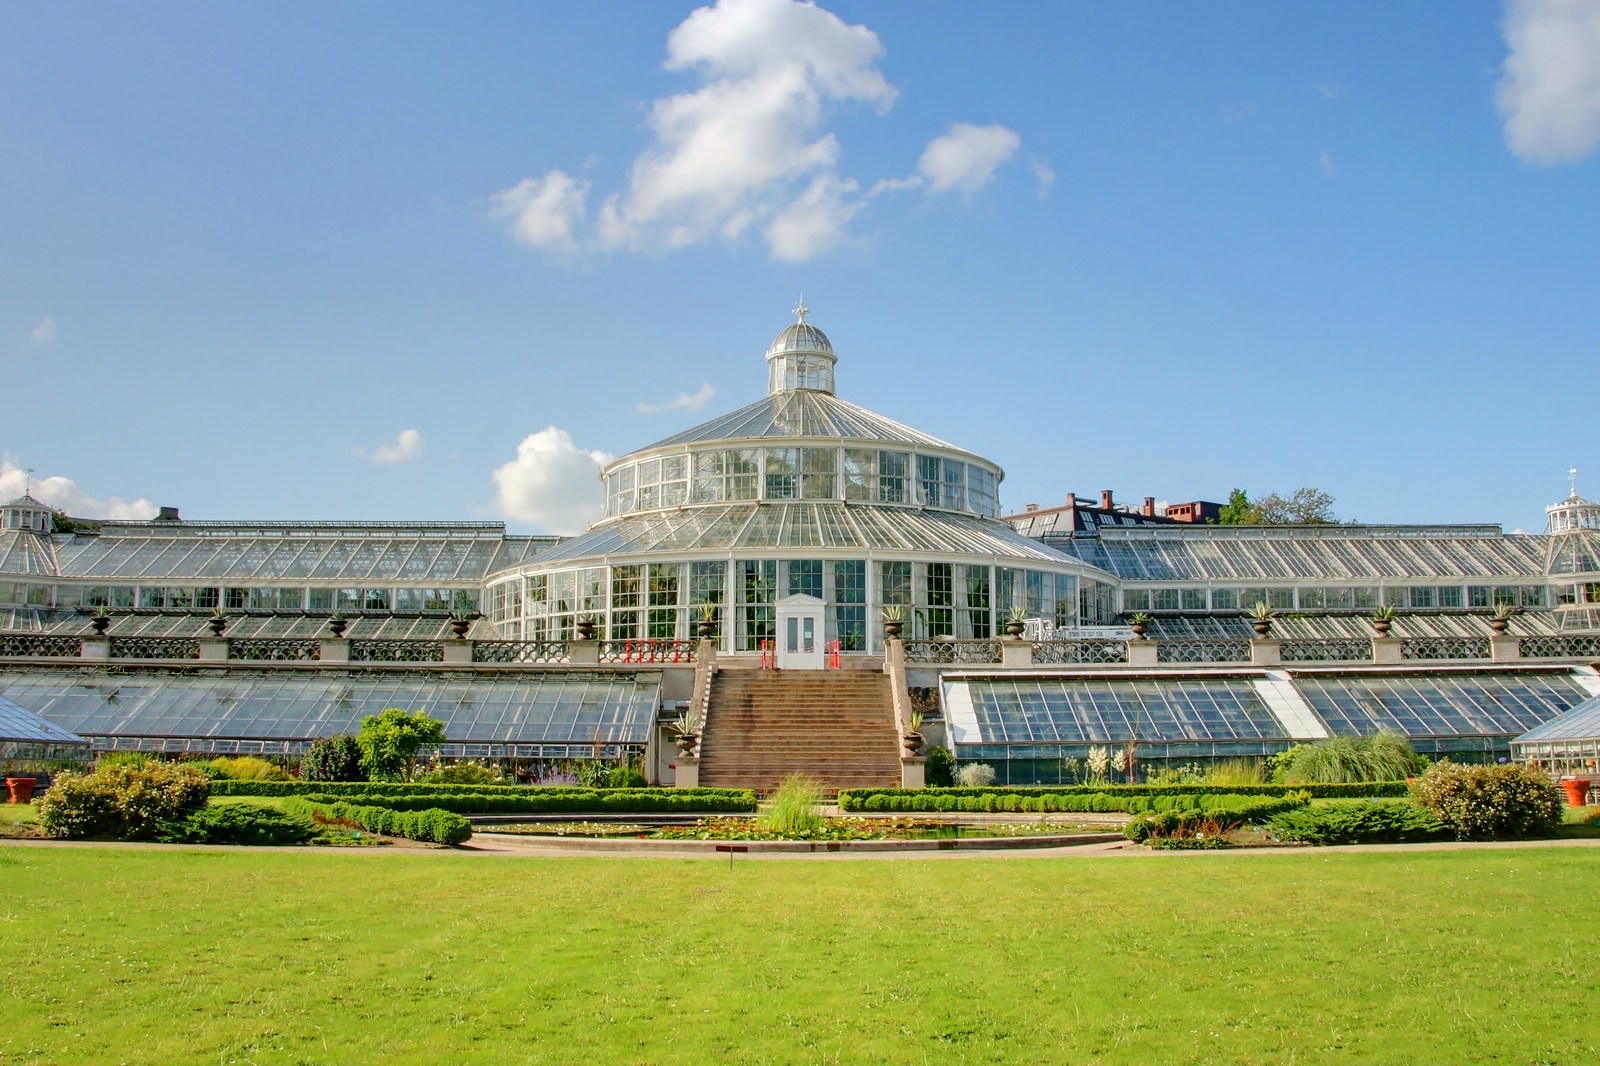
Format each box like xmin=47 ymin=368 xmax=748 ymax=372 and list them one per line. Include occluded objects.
xmin=775 ymin=594 xmax=825 ymax=669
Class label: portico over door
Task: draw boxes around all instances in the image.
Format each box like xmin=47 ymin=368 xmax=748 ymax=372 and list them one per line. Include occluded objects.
xmin=775 ymin=594 xmax=825 ymax=669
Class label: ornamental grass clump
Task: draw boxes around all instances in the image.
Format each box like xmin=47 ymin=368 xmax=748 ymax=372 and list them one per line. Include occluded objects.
xmin=1283 ymin=732 xmax=1421 ymax=784
xmin=203 ymin=755 xmax=290 ymax=781
xmin=756 ymin=774 xmax=826 ymax=836
xmin=37 ymin=763 xmax=211 ymax=840
xmin=1410 ymin=761 xmax=1561 ymax=840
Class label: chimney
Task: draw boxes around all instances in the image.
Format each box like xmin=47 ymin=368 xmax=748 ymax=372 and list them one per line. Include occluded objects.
xmin=1100 ymin=490 xmax=1114 ymax=510
xmin=1066 ymin=492 xmax=1076 ymax=509
xmin=154 ymin=506 xmax=181 ymax=522
xmin=1143 ymin=497 xmax=1155 ymax=516
xmin=1025 ymin=503 xmax=1038 ymax=512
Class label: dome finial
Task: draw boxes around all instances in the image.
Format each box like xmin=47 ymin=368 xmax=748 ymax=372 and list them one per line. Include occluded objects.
xmin=792 ymin=293 xmax=809 ymax=324
xmin=1571 ymin=466 xmax=1580 ymax=499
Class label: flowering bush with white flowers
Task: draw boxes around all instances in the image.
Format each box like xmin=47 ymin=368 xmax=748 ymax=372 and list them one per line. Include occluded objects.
xmin=1410 ymin=761 xmax=1561 ymax=840
xmin=37 ymin=763 xmax=211 ymax=840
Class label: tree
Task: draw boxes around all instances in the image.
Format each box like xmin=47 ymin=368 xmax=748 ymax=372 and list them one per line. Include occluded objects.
xmin=355 ymin=708 xmax=446 ymax=782
xmin=1215 ymin=487 xmax=1338 ymax=525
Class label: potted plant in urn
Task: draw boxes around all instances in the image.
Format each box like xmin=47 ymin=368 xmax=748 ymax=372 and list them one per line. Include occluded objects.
xmin=903 ymin=710 xmax=925 ymax=756
xmin=1004 ymin=606 xmax=1028 ymax=640
xmin=1488 ymin=602 xmax=1518 ymax=635
xmin=696 ymin=603 xmax=718 ymax=638
xmin=1371 ymin=605 xmax=1397 ymax=636
xmin=1127 ymin=611 xmax=1152 ymax=639
xmin=326 ymin=612 xmax=348 ymax=639
xmin=1247 ymin=600 xmax=1273 ymax=638
xmin=881 ymin=605 xmax=905 ymax=639
xmin=90 ymin=606 xmax=112 ymax=636
xmin=207 ymin=607 xmax=229 ymax=637
xmin=448 ymin=609 xmax=477 ymax=640
xmin=672 ymin=711 xmax=701 ymax=756
xmin=575 ymin=614 xmax=599 ymax=641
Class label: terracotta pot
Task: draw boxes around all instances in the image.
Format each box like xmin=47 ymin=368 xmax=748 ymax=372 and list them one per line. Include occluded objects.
xmin=5 ymin=777 xmax=36 ymax=804
xmin=1489 ymin=618 xmax=1509 ymax=635
xmin=1373 ymin=620 xmax=1391 ymax=636
xmin=1251 ymin=620 xmax=1271 ymax=638
xmin=1562 ymin=778 xmax=1592 ymax=807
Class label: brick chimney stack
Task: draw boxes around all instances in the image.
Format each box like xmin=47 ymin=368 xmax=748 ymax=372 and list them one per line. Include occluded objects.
xmin=1143 ymin=497 xmax=1155 ymax=516
xmin=1101 ymin=490 xmax=1114 ymax=510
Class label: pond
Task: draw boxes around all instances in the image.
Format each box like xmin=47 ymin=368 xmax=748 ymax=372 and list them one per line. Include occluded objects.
xmin=477 ymin=816 xmax=1101 ymax=842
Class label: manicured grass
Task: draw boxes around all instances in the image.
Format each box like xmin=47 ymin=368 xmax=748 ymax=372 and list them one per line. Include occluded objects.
xmin=1 ymin=845 xmax=1597 ymax=1064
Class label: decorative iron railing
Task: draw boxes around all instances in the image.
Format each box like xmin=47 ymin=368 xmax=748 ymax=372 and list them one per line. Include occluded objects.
xmin=1280 ymin=638 xmax=1372 ymax=663
xmin=1400 ymin=637 xmax=1491 ymax=661
xmin=349 ymin=639 xmax=444 ymax=663
xmin=109 ymin=636 xmax=201 ymax=660
xmin=1032 ymin=640 xmax=1129 ymax=665
xmin=1157 ymin=639 xmax=1251 ymax=663
xmin=0 ymin=633 xmax=83 ymax=657
xmin=1519 ymin=634 xmax=1600 ymax=659
xmin=902 ymin=639 xmax=1001 ymax=664
xmin=602 ymin=638 xmax=697 ymax=664
xmin=230 ymin=638 xmax=322 ymax=662
xmin=474 ymin=640 xmax=569 ymax=664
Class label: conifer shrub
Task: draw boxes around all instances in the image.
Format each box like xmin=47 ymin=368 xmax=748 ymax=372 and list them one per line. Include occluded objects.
xmin=155 ymin=803 xmax=313 ymax=846
xmin=300 ymin=735 xmax=365 ymax=782
xmin=1265 ymin=800 xmax=1448 ymax=845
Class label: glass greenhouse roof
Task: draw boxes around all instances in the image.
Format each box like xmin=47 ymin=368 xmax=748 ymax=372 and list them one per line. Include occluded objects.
xmin=1146 ymin=613 xmax=1565 ymax=640
xmin=0 ymin=531 xmax=57 ymax=576
xmin=0 ymin=692 xmax=88 ymax=745
xmin=15 ymin=613 xmax=502 ymax=640
xmin=519 ymin=503 xmax=1079 ymax=568
xmin=21 ymin=527 xmax=555 ymax=583
xmin=0 ymin=670 xmax=658 ymax=746
xmin=951 ymin=677 xmax=1288 ymax=745
xmin=638 ymin=391 xmax=965 ymax=453
xmin=1052 ymin=526 xmax=1546 ymax=582
xmin=1512 ymin=693 xmax=1600 ymax=743
xmin=1292 ymin=673 xmax=1590 ymax=739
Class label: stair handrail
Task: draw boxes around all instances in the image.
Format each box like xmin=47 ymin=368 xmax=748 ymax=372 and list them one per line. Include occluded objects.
xmin=690 ymin=636 xmax=717 ymax=746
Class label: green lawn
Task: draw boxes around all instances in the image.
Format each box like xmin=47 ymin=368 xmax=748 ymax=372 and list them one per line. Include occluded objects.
xmin=1 ymin=845 xmax=1596 ymax=1065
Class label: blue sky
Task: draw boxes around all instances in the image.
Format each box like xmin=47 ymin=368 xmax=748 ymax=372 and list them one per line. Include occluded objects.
xmin=2 ymin=0 xmax=1597 ymax=535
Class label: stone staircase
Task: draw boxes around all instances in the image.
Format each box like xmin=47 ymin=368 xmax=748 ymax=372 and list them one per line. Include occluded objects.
xmin=698 ymin=671 xmax=902 ymax=793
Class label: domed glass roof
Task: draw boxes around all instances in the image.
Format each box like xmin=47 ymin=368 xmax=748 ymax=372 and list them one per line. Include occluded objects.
xmin=766 ymin=322 xmax=834 ymax=359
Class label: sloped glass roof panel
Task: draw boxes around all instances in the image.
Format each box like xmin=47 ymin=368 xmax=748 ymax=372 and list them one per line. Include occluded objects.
xmin=636 ymin=391 xmax=965 ymax=452
xmin=0 ymin=669 xmax=659 ymax=745
xmin=1513 ymin=694 xmax=1600 ymax=743
xmin=1293 ymin=673 xmax=1588 ymax=739
xmin=0 ymin=692 xmax=88 ymax=744
xmin=956 ymin=677 xmax=1287 ymax=744
xmin=0 ymin=532 xmax=57 ymax=576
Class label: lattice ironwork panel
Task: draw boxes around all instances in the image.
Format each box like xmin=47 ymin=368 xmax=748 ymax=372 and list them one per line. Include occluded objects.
xmin=1400 ymin=637 xmax=1491 ymax=660
xmin=1520 ymin=635 xmax=1600 ymax=659
xmin=0 ymin=634 xmax=83 ymax=658
xmin=1280 ymin=638 xmax=1372 ymax=662
xmin=108 ymin=637 xmax=200 ymax=660
xmin=349 ymin=639 xmax=444 ymax=662
xmin=902 ymin=640 xmax=1000 ymax=664
xmin=1032 ymin=640 xmax=1129 ymax=665
xmin=230 ymin=639 xmax=322 ymax=662
xmin=1156 ymin=639 xmax=1251 ymax=664
xmin=474 ymin=640 xmax=570 ymax=664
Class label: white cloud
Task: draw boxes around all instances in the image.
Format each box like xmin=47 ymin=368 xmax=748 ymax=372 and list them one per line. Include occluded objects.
xmin=30 ymin=317 xmax=57 ymax=343
xmin=371 ymin=429 xmax=424 ymax=465
xmin=1030 ymin=160 xmax=1056 ymax=200
xmin=493 ymin=0 xmax=896 ymax=261
xmin=1498 ymin=0 xmax=1600 ymax=163
xmin=1319 ymin=150 xmax=1336 ymax=175
xmin=636 ymin=383 xmax=717 ymax=414
xmin=489 ymin=427 xmax=612 ymax=535
xmin=0 ymin=458 xmax=158 ymax=520
xmin=917 ymin=122 xmax=1022 ymax=193
xmin=488 ymin=171 xmax=589 ymax=252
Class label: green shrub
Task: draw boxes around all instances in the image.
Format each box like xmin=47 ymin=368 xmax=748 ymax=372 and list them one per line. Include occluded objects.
xmin=283 ymin=797 xmax=472 ymax=844
xmin=925 ymin=746 xmax=954 ymax=787
xmin=1410 ymin=761 xmax=1561 ymax=840
xmin=155 ymin=803 xmax=313 ymax=846
xmin=94 ymin=752 xmax=155 ymax=771
xmin=355 ymin=708 xmax=445 ymax=781
xmin=203 ymin=756 xmax=290 ymax=781
xmin=1283 ymin=733 xmax=1423 ymax=784
xmin=606 ymin=766 xmax=649 ymax=789
xmin=838 ymin=782 xmax=1398 ymax=812
xmin=300 ymin=735 xmax=365 ymax=782
xmin=956 ymin=763 xmax=996 ymax=788
xmin=37 ymin=764 xmax=211 ymax=840
xmin=1266 ymin=800 xmax=1448 ymax=845
xmin=415 ymin=760 xmax=504 ymax=785
xmin=1124 ymin=807 xmax=1262 ymax=848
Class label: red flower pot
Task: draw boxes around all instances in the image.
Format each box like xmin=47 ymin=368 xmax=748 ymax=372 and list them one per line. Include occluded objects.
xmin=1562 ymin=778 xmax=1592 ymax=807
xmin=5 ymin=777 xmax=36 ymax=804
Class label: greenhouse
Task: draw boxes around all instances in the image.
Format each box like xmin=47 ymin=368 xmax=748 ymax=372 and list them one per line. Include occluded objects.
xmin=1512 ymin=693 xmax=1600 ymax=777
xmin=0 ymin=691 xmax=91 ymax=770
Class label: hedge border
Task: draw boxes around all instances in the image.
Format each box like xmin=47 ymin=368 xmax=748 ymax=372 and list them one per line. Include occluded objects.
xmin=838 ymin=781 xmax=1406 ymax=811
xmin=214 ymin=780 xmax=755 ymax=808
xmin=282 ymin=797 xmax=472 ymax=845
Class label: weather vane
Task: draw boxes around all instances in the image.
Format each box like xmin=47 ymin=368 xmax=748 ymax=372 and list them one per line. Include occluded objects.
xmin=23 ymin=467 xmax=34 ymax=498
xmin=1571 ymin=466 xmax=1579 ymax=498
xmin=792 ymin=294 xmax=809 ymax=324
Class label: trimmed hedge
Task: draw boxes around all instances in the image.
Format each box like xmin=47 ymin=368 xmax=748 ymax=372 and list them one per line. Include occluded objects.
xmin=212 ymin=780 xmax=757 ymax=813
xmin=838 ymin=781 xmax=1405 ymax=812
xmin=1125 ymin=794 xmax=1312 ymax=844
xmin=847 ymin=788 xmax=1315 ymax=816
xmin=1265 ymin=800 xmax=1450 ymax=845
xmin=283 ymin=797 xmax=472 ymax=844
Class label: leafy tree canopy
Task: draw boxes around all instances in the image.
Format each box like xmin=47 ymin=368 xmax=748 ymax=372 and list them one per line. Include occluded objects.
xmin=1216 ymin=487 xmax=1339 ymax=525
xmin=355 ymin=708 xmax=446 ymax=782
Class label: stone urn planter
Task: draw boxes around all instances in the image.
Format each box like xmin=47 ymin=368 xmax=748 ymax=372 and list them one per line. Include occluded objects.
xmin=696 ymin=619 xmax=717 ymax=638
xmin=1129 ymin=620 xmax=1149 ymax=639
xmin=90 ymin=615 xmax=111 ymax=636
xmin=902 ymin=732 xmax=924 ymax=756
xmin=1373 ymin=618 xmax=1392 ymax=636
xmin=674 ymin=733 xmax=699 ymax=757
xmin=575 ymin=618 xmax=598 ymax=641
xmin=326 ymin=617 xmax=348 ymax=639
xmin=1251 ymin=618 xmax=1272 ymax=638
xmin=1488 ymin=617 xmax=1510 ymax=635
xmin=1562 ymin=778 xmax=1592 ymax=807
xmin=207 ymin=615 xmax=228 ymax=637
xmin=5 ymin=777 xmax=36 ymax=804
xmin=884 ymin=620 xmax=903 ymax=639
xmin=1004 ymin=619 xmax=1025 ymax=640
xmin=449 ymin=617 xmax=472 ymax=640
